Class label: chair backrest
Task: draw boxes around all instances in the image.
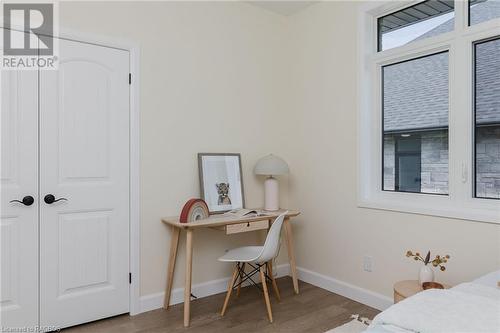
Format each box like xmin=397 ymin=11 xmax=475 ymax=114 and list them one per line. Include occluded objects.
xmin=256 ymin=211 xmax=288 ymax=264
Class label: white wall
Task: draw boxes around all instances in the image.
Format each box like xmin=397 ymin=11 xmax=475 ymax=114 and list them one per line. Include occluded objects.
xmin=60 ymin=1 xmax=290 ymax=296
xmin=60 ymin=0 xmax=500 ymax=305
xmin=284 ymin=1 xmax=500 ymax=298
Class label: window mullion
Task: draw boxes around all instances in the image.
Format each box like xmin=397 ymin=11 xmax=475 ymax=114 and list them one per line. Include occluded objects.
xmin=448 ymin=37 xmax=472 ymax=204
xmin=454 ymin=0 xmax=468 ymax=33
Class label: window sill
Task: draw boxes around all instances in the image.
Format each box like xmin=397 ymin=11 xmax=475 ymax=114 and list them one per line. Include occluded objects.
xmin=358 ymin=195 xmax=499 ymax=225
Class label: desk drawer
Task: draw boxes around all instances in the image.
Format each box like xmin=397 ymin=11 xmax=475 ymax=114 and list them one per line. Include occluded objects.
xmin=226 ymin=220 xmax=269 ymax=235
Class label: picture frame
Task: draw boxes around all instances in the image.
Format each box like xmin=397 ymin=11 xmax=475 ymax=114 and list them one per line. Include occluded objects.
xmin=198 ymin=153 xmax=245 ymax=214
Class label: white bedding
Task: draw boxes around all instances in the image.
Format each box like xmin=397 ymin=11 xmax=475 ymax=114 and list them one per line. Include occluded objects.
xmin=473 ymin=270 xmax=500 ymax=289
xmin=366 ymin=271 xmax=500 ymax=333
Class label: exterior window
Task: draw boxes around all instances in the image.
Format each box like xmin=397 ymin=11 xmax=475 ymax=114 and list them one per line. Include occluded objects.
xmin=383 ymin=52 xmax=449 ymax=195
xmin=474 ymin=37 xmax=500 ymax=199
xmin=469 ymin=0 xmax=500 ymax=26
xmin=378 ymin=0 xmax=455 ymax=51
xmin=360 ymin=0 xmax=500 ymax=222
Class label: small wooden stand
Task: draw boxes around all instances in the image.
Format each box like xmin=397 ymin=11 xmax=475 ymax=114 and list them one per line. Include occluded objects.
xmin=393 ymin=280 xmax=451 ymax=303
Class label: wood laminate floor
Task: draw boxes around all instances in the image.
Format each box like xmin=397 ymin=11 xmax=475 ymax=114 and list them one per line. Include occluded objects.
xmin=64 ymin=277 xmax=379 ymax=333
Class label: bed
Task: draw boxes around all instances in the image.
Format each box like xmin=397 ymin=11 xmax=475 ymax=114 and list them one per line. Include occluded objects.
xmin=364 ymin=270 xmax=500 ymax=333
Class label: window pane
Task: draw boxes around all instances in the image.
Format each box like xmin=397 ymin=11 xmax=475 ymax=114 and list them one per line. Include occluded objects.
xmin=469 ymin=0 xmax=500 ymax=26
xmin=378 ymin=0 xmax=455 ymax=51
xmin=474 ymin=37 xmax=500 ymax=199
xmin=383 ymin=52 xmax=449 ymax=194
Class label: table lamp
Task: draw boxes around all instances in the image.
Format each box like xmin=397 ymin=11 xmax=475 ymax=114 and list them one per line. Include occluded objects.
xmin=254 ymin=154 xmax=289 ymax=211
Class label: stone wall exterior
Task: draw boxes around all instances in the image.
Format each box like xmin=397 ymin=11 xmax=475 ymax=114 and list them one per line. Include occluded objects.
xmin=383 ymin=136 xmax=395 ymax=191
xmin=384 ymin=130 xmax=448 ymax=194
xmin=476 ymin=126 xmax=500 ymax=199
xmin=384 ymin=128 xmax=500 ymax=198
xmin=421 ymin=130 xmax=449 ymax=194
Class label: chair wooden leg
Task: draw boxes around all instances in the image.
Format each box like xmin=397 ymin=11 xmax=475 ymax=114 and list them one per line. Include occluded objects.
xmin=221 ymin=264 xmax=239 ymax=316
xmin=259 ymin=265 xmax=273 ymax=323
xmin=267 ymin=262 xmax=281 ymax=302
xmin=236 ymin=263 xmax=245 ymax=297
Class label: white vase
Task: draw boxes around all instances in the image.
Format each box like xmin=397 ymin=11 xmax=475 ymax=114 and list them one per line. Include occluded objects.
xmin=419 ymin=266 xmax=434 ymax=285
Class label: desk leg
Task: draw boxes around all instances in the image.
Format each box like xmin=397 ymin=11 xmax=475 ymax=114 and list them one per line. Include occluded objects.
xmin=284 ymin=218 xmax=299 ymax=294
xmin=164 ymin=226 xmax=180 ymax=309
xmin=184 ymin=229 xmax=194 ymax=327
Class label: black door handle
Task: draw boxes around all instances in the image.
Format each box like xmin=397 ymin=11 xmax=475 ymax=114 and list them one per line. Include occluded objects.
xmin=10 ymin=196 xmax=35 ymax=206
xmin=44 ymin=194 xmax=68 ymax=204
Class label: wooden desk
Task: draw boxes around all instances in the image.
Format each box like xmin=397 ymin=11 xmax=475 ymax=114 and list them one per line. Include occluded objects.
xmin=161 ymin=209 xmax=300 ymax=327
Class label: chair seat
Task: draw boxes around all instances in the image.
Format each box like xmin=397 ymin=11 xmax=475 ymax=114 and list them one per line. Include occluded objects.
xmin=218 ymin=246 xmax=263 ymax=263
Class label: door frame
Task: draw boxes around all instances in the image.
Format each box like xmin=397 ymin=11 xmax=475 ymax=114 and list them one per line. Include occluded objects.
xmin=1 ymin=23 xmax=142 ymax=316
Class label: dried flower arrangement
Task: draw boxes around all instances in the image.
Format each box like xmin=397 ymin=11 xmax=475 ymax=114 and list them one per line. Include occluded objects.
xmin=406 ymin=250 xmax=450 ymax=271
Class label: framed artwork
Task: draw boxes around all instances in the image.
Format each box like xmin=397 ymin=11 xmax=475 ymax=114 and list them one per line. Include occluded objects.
xmin=198 ymin=153 xmax=245 ymax=214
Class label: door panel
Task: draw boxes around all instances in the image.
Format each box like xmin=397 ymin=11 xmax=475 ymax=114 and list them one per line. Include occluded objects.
xmin=59 ymin=61 xmax=111 ymax=181
xmin=39 ymin=38 xmax=130 ymax=328
xmin=395 ymin=136 xmax=422 ymax=193
xmin=397 ymin=155 xmax=421 ymax=192
xmin=58 ymin=210 xmax=111 ymax=295
xmin=0 ymin=30 xmax=39 ymax=327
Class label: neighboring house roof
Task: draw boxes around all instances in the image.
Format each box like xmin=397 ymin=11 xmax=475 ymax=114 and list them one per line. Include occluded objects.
xmin=384 ymin=0 xmax=500 ymax=132
xmin=416 ymin=1 xmax=500 ymax=39
xmin=476 ymin=38 xmax=500 ymax=125
xmin=379 ymin=1 xmax=454 ymax=34
xmin=384 ymin=52 xmax=449 ymax=132
xmin=470 ymin=0 xmax=500 ymax=25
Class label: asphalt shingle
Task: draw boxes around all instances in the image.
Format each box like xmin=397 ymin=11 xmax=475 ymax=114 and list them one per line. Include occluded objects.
xmin=383 ymin=0 xmax=500 ymax=131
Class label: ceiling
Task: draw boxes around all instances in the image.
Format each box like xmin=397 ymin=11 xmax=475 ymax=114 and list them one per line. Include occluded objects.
xmin=247 ymin=1 xmax=317 ymax=16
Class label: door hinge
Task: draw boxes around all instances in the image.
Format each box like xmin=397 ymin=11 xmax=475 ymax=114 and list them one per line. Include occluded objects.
xmin=129 ymin=273 xmax=132 ymax=284
xmin=129 ymin=73 xmax=132 ymax=85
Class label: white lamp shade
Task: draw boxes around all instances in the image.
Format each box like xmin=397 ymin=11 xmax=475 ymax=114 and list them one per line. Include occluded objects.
xmin=254 ymin=154 xmax=289 ymax=176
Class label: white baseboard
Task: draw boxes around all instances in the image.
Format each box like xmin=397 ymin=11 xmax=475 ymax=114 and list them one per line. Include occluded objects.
xmin=139 ymin=263 xmax=291 ymax=314
xmin=295 ymin=266 xmax=393 ymax=311
xmin=138 ymin=264 xmax=392 ymax=314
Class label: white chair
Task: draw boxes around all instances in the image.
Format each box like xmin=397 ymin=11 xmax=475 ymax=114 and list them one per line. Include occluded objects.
xmin=218 ymin=211 xmax=288 ymax=323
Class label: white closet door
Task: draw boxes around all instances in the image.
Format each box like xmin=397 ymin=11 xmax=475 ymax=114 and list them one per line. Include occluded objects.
xmin=0 ymin=30 xmax=39 ymax=327
xmin=39 ymin=38 xmax=130 ymax=328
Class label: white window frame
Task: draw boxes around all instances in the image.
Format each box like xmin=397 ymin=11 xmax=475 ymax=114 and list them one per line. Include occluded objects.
xmin=357 ymin=0 xmax=500 ymax=224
